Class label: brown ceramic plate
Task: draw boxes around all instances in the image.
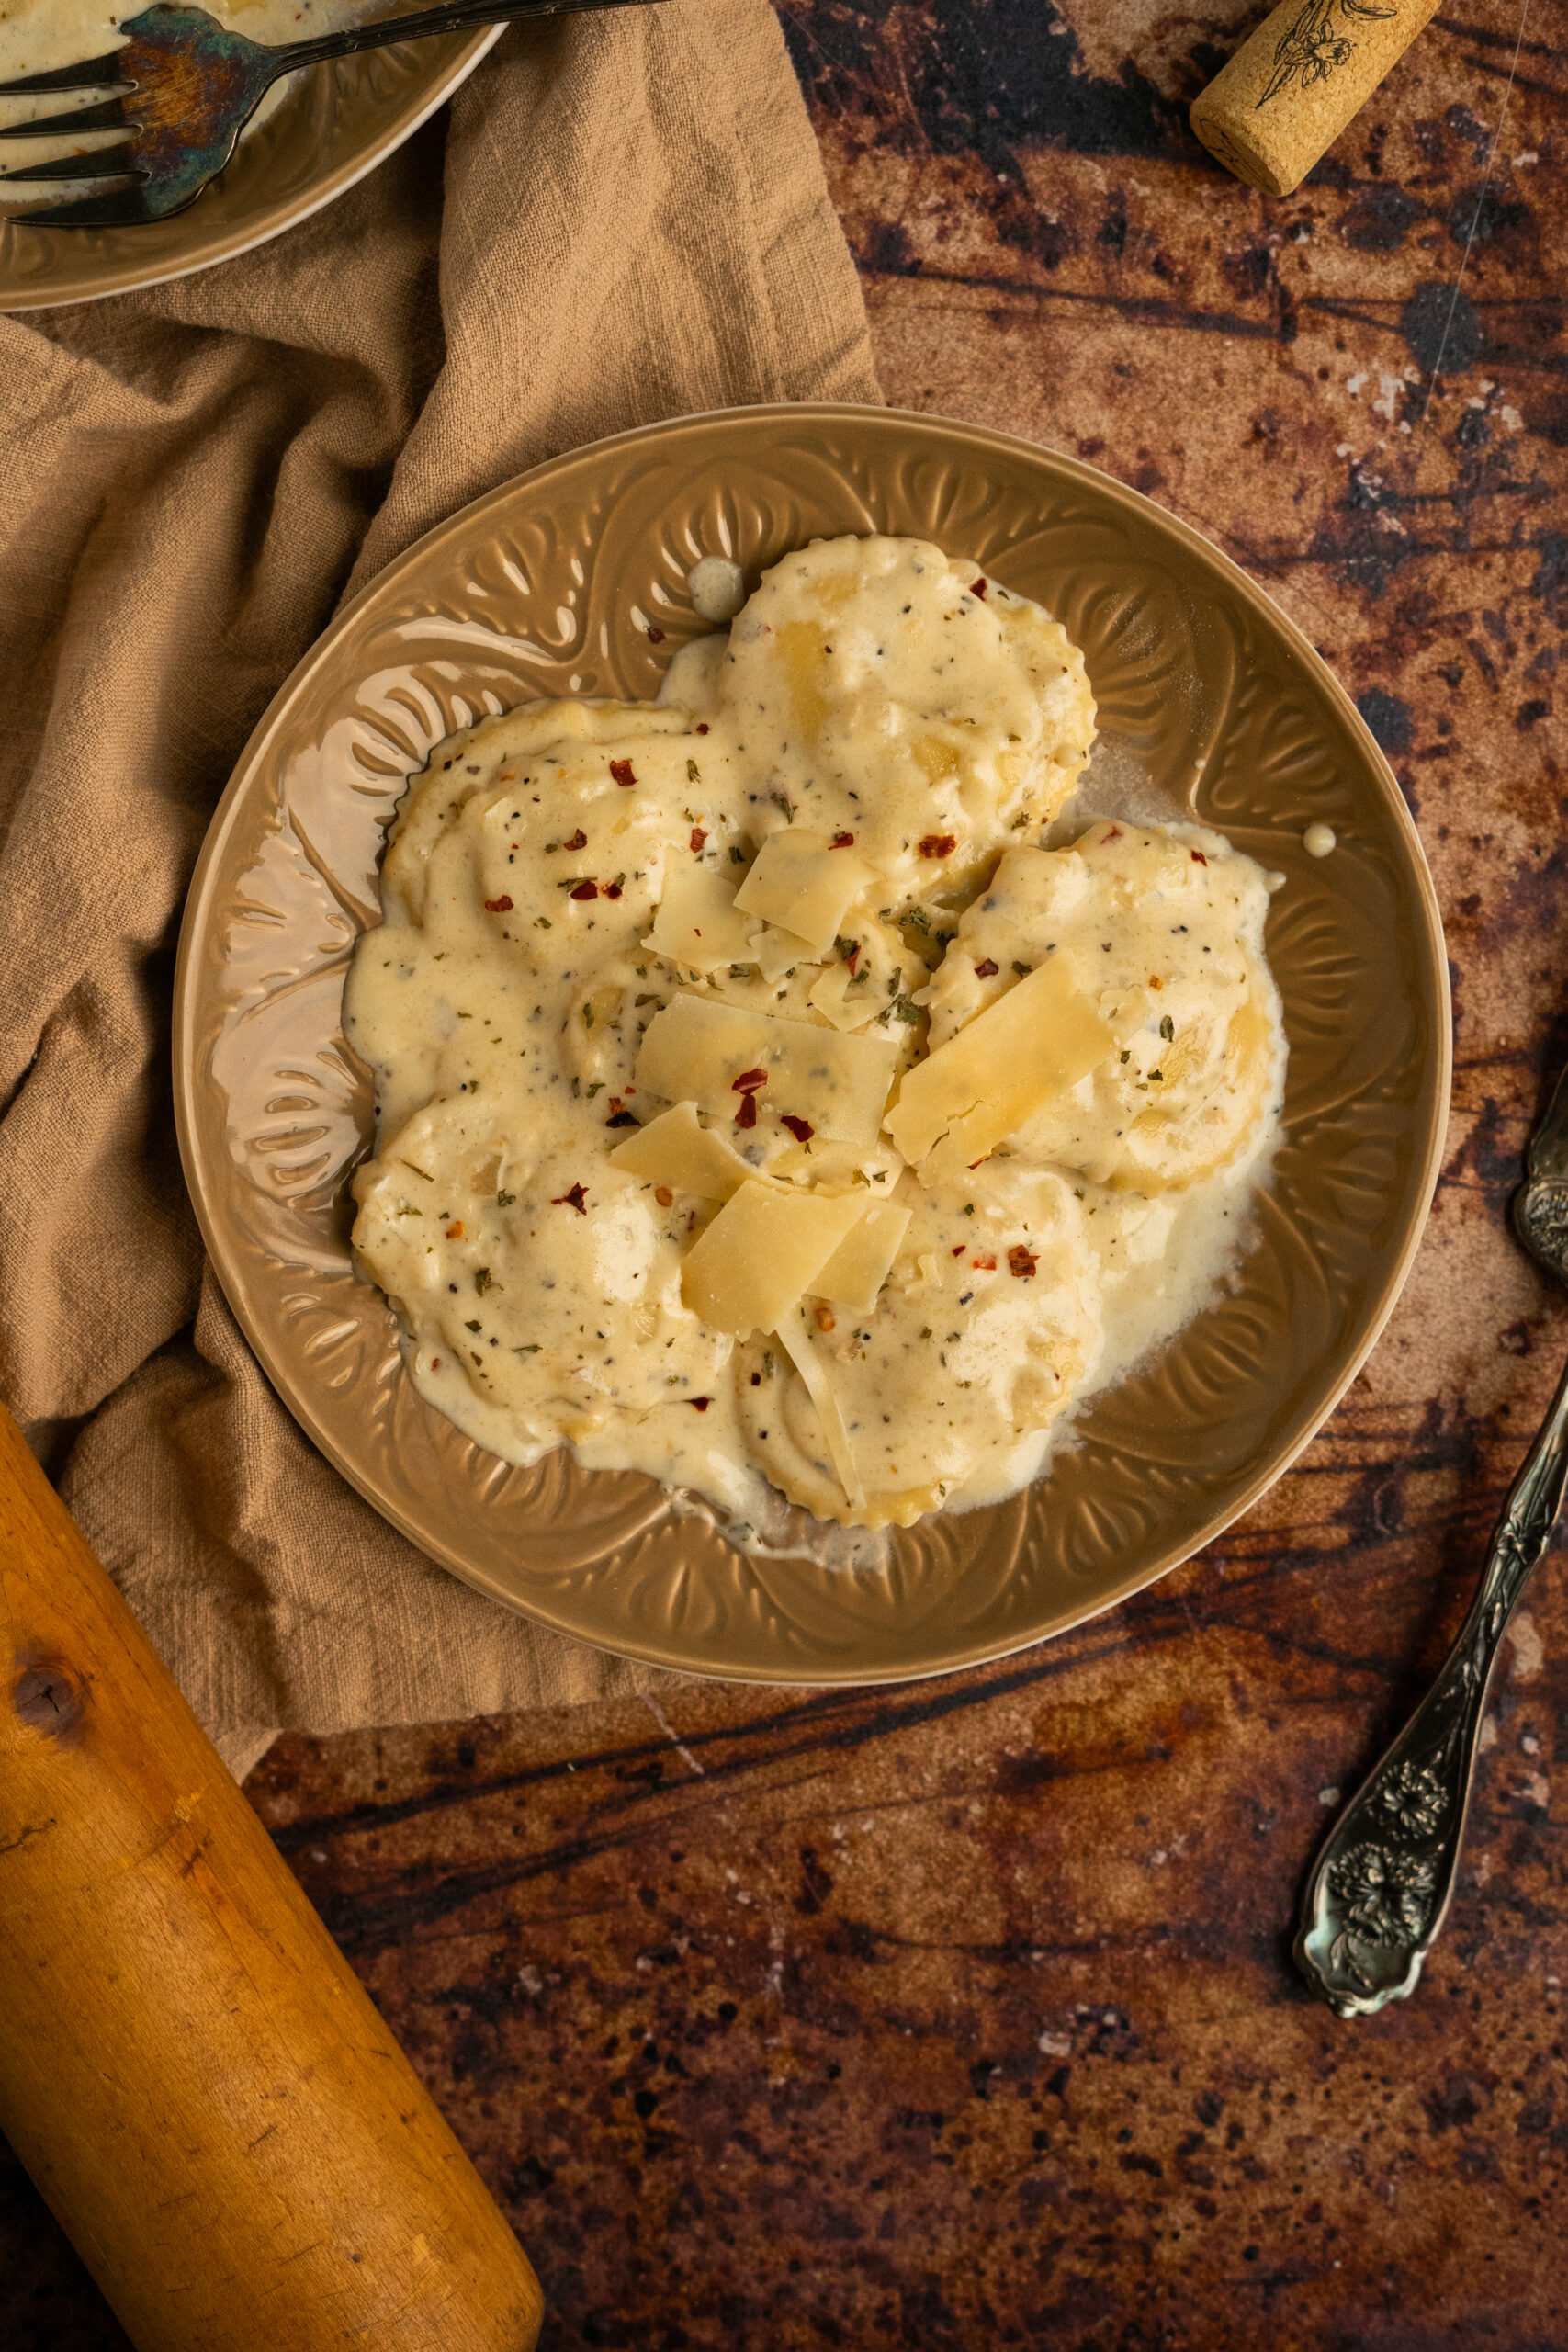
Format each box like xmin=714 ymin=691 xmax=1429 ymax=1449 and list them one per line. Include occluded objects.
xmin=174 ymin=402 xmax=1450 ymax=1683
xmin=0 ymin=19 xmax=499 ymax=314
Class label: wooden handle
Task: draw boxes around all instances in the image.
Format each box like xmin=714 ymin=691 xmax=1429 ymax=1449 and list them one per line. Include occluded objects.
xmin=0 ymin=1403 xmax=545 ymax=2352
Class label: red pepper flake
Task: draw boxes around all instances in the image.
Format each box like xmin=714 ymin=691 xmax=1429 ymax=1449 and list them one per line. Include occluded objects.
xmin=735 ymin=1095 xmax=758 ymax=1130
xmin=1149 ymin=975 xmax=1163 ymax=990
xmin=604 ymin=882 xmax=623 ymax=899
xmin=654 ymin=1185 xmax=673 ymax=1207
xmin=690 ymin=828 xmax=707 ymax=854
xmin=483 ymin=895 xmax=513 ymax=913
xmin=647 ymin=625 xmax=666 ymax=644
xmin=732 ymin=1068 xmax=768 ymax=1094
xmin=844 ymin=943 xmax=861 ymax=974
xmin=970 ymin=576 xmax=987 ymax=598
xmin=605 ymin=1110 xmax=639 ymax=1128
xmin=973 ymin=1252 xmax=998 ymax=1271
xmin=431 ymin=1355 xmax=441 ymax=1370
xmin=445 ymin=1219 xmax=464 ymax=1238
xmin=551 ymin=1183 xmax=589 ymax=1214
xmin=814 ymin=1306 xmax=836 ymax=1333
xmin=564 ymin=829 xmax=587 ymax=851
xmin=830 ymin=831 xmax=855 ymax=848
xmin=781 ymin=1114 xmax=814 ymax=1144
xmin=1008 ymin=1245 xmax=1038 ymax=1279
xmin=1190 ymin=848 xmax=1208 ymax=865
xmin=951 ymin=1243 xmax=966 ymax=1257
xmin=919 ymin=832 xmax=957 ymax=859
xmin=609 ymin=760 xmax=637 ymax=787
xmin=974 ymin=957 xmax=998 ymax=978
xmin=695 ymin=723 xmax=709 ymax=735
xmin=687 ymin=1396 xmax=711 ymax=1410
xmin=570 ymin=880 xmax=599 ymax=901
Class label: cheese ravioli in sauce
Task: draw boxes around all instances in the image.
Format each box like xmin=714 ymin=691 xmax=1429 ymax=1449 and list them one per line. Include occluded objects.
xmin=346 ymin=536 xmax=1285 ymax=1533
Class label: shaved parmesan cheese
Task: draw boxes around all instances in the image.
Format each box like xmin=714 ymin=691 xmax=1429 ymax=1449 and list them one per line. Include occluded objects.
xmin=807 ymin=963 xmax=874 ymax=1033
xmin=607 ymin=1100 xmax=754 ymax=1201
xmin=747 ymin=926 xmax=813 ymax=984
xmin=884 ymin=955 xmax=1113 ymax=1164
xmin=776 ymin=1306 xmax=864 ymax=1509
xmin=808 ymin=1199 xmax=912 ymax=1311
xmin=681 ymin=1181 xmax=865 ymax=1335
xmin=649 ymin=866 xmax=755 ymax=971
xmin=734 ymin=827 xmax=874 ymax=952
xmin=635 ymin=993 xmax=898 ymax=1146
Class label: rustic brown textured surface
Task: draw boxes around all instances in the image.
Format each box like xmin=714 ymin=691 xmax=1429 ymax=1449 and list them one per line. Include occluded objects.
xmin=5 ymin=3 xmax=1567 ymax=2345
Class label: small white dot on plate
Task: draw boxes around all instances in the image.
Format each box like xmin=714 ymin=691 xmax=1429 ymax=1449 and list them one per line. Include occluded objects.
xmin=688 ymin=556 xmax=746 ymax=623
xmin=1303 ymin=822 xmax=1337 ymax=858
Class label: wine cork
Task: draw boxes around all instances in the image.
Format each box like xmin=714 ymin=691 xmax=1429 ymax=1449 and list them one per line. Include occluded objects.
xmin=1190 ymin=0 xmax=1443 ymax=198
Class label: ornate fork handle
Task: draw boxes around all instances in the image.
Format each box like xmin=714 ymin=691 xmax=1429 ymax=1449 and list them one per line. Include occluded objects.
xmin=1295 ymin=1340 xmax=1568 ymax=2016
xmin=268 ymin=0 xmax=656 ymax=73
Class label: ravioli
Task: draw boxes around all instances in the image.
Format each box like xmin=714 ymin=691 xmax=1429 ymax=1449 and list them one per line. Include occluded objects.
xmin=735 ymin=1170 xmax=1102 ymax=1529
xmin=713 ymin=535 xmax=1097 ymax=887
xmin=345 ymin=535 xmax=1285 ymax=1533
xmin=352 ymin=1098 xmax=729 ymax=1442
xmin=924 ymin=821 xmax=1283 ymax=1191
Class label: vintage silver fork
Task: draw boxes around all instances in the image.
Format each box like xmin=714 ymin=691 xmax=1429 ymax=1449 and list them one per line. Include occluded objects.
xmin=1295 ymin=1053 xmax=1568 ymax=2016
xmin=0 ymin=0 xmax=660 ymax=228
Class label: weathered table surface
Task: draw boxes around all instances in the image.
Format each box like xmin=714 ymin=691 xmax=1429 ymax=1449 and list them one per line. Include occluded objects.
xmin=6 ymin=4 xmax=1566 ymax=2345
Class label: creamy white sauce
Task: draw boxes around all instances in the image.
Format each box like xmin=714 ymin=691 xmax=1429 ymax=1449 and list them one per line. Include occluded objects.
xmin=345 ymin=536 xmax=1287 ymax=1540
xmin=686 ymin=556 xmax=746 ymax=624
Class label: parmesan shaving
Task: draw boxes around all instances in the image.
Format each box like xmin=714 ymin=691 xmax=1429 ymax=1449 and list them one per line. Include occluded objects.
xmin=734 ymin=826 xmax=874 ymax=952
xmin=607 ymin=1101 xmax=755 ymax=1201
xmin=808 ymin=1200 xmax=912 ymax=1312
xmin=635 ymin=993 xmax=899 ymax=1146
xmin=747 ymin=926 xmax=812 ymax=984
xmin=807 ymin=963 xmax=874 ymax=1033
xmin=649 ymin=866 xmax=755 ymax=971
xmin=884 ymin=955 xmax=1113 ymax=1165
xmin=680 ymin=1181 xmax=866 ymax=1335
xmin=776 ymin=1306 xmax=865 ymax=1510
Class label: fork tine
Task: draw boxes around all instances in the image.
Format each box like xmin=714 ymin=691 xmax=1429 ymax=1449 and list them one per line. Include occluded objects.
xmin=0 ymin=96 xmax=130 ymax=139
xmin=5 ymin=182 xmax=154 ymax=229
xmin=0 ymin=50 xmax=131 ymax=100
xmin=0 ymin=144 xmax=143 ymax=186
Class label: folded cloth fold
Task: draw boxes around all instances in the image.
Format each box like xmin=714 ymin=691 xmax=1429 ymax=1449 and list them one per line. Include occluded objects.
xmin=0 ymin=0 xmax=879 ymax=1781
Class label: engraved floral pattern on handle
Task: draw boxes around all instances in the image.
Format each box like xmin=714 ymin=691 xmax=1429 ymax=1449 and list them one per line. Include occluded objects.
xmin=1296 ymin=1091 xmax=1568 ymax=2015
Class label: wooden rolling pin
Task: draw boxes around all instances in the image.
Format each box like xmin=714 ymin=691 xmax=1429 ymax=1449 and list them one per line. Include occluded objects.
xmin=0 ymin=1401 xmax=544 ymax=2352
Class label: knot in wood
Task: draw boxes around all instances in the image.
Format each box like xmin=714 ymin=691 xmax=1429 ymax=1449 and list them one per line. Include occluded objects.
xmin=12 ymin=1655 xmax=86 ymax=1743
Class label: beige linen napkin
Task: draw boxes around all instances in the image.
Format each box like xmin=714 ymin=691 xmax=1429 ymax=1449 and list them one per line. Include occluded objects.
xmin=0 ymin=0 xmax=879 ymax=1781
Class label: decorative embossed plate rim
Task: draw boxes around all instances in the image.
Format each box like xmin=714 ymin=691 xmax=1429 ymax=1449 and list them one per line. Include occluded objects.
xmin=0 ymin=22 xmax=499 ymax=314
xmin=174 ymin=403 xmax=1450 ymax=1685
